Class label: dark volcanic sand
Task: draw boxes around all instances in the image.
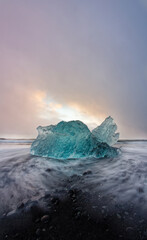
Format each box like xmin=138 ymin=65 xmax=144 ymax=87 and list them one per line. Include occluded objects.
xmin=1 ymin=185 xmax=146 ymax=240
xmin=1 ymin=141 xmax=147 ymax=239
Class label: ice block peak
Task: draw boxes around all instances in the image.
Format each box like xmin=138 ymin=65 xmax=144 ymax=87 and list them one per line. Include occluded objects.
xmin=92 ymin=116 xmax=119 ymax=146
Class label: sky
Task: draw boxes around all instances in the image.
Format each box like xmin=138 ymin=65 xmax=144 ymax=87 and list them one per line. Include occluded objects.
xmin=0 ymin=0 xmax=147 ymax=139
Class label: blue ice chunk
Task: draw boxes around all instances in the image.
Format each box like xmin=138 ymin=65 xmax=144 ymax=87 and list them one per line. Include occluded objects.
xmin=92 ymin=116 xmax=119 ymax=146
xmin=31 ymin=118 xmax=119 ymax=159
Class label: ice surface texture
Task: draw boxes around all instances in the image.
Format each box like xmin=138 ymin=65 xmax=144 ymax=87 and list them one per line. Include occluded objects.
xmin=31 ymin=117 xmax=119 ymax=159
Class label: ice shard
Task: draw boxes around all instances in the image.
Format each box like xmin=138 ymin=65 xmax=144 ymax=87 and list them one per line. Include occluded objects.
xmin=31 ymin=118 xmax=119 ymax=159
xmin=92 ymin=116 xmax=119 ymax=146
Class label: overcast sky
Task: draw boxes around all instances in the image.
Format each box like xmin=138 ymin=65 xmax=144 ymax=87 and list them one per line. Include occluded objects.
xmin=0 ymin=0 xmax=147 ymax=139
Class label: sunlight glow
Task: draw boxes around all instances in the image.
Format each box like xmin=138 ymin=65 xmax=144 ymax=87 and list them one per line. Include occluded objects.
xmin=33 ymin=91 xmax=103 ymax=129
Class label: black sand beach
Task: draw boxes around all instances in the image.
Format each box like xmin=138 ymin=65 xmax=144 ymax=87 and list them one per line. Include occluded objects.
xmin=0 ymin=141 xmax=147 ymax=240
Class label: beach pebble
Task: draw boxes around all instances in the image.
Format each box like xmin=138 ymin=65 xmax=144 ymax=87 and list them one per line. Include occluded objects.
xmin=35 ymin=218 xmax=40 ymax=223
xmin=75 ymin=211 xmax=81 ymax=220
xmin=68 ymin=189 xmax=77 ymax=198
xmin=17 ymin=202 xmax=24 ymax=209
xmin=13 ymin=233 xmax=19 ymax=238
xmin=117 ymin=213 xmax=121 ymax=219
xmin=46 ymin=168 xmax=52 ymax=172
xmin=101 ymin=209 xmax=105 ymax=214
xmin=119 ymin=235 xmax=123 ymax=238
xmin=138 ymin=187 xmax=144 ymax=193
xmin=49 ymin=226 xmax=53 ymax=231
xmin=126 ymin=227 xmax=133 ymax=232
xmin=144 ymin=229 xmax=147 ymax=236
xmin=102 ymin=206 xmax=107 ymax=209
xmin=36 ymin=228 xmax=41 ymax=236
xmin=51 ymin=197 xmax=59 ymax=205
xmin=83 ymin=170 xmax=92 ymax=176
xmin=7 ymin=210 xmax=16 ymax=216
xmin=41 ymin=215 xmax=50 ymax=223
xmin=44 ymin=191 xmax=50 ymax=197
xmin=139 ymin=219 xmax=144 ymax=224
xmin=72 ymin=194 xmax=76 ymax=198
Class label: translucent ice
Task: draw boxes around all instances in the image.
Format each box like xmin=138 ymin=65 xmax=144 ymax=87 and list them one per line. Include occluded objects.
xmin=92 ymin=116 xmax=119 ymax=146
xmin=31 ymin=118 xmax=119 ymax=159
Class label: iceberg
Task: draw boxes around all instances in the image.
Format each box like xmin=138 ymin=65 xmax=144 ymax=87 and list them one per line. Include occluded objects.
xmin=31 ymin=117 xmax=119 ymax=159
xmin=92 ymin=116 xmax=119 ymax=146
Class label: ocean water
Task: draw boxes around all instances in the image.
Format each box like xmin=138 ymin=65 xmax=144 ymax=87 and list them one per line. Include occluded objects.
xmin=0 ymin=140 xmax=147 ymax=219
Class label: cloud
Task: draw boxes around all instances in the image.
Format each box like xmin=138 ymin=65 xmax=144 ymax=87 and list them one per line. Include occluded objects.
xmin=0 ymin=0 xmax=147 ymax=139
